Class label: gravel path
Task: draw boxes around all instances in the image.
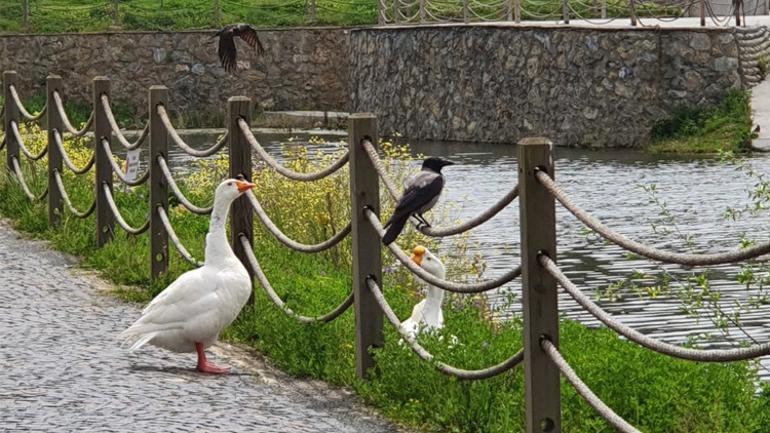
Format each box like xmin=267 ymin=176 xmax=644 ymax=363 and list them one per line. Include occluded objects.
xmin=0 ymin=223 xmax=400 ymax=433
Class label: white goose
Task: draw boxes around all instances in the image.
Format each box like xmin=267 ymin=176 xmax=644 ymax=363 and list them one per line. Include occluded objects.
xmin=401 ymin=245 xmax=446 ymax=339
xmin=120 ymin=178 xmax=255 ymax=374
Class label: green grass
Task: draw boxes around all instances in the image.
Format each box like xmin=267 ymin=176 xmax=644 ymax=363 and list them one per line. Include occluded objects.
xmin=649 ymin=90 xmax=754 ymax=154
xmin=0 ymin=0 xmax=681 ymax=33
xmin=1 ymin=140 xmax=769 ymax=433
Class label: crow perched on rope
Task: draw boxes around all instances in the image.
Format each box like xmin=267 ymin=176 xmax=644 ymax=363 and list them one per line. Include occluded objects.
xmin=382 ymin=157 xmax=455 ymax=245
xmin=215 ymin=23 xmax=265 ymax=73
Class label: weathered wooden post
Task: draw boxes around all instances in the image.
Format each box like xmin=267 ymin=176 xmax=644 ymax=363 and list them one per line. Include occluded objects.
xmin=518 ymin=137 xmax=560 ymax=433
xmin=601 ymin=0 xmax=607 ymax=18
xmin=700 ymin=0 xmax=705 ymax=27
xmin=228 ymin=96 xmax=254 ymax=298
xmin=463 ymin=0 xmax=470 ymax=22
xmin=378 ymin=0 xmax=386 ymax=24
xmin=111 ymin=0 xmax=121 ymax=29
xmin=419 ymin=0 xmax=426 ymax=22
xmin=393 ymin=0 xmax=400 ymax=23
xmin=629 ymin=0 xmax=638 ymax=26
xmin=306 ymin=0 xmax=317 ymax=24
xmin=4 ymin=71 xmax=19 ymax=173
xmin=562 ymin=0 xmax=569 ymax=23
xmin=149 ymin=86 xmax=169 ymax=279
xmin=349 ymin=114 xmax=382 ymax=379
xmin=735 ymin=0 xmax=742 ymax=26
xmin=514 ymin=0 xmax=521 ymax=22
xmin=94 ymin=77 xmax=114 ymax=247
xmin=47 ymin=75 xmax=63 ymax=226
xmin=21 ymin=0 xmax=29 ymax=30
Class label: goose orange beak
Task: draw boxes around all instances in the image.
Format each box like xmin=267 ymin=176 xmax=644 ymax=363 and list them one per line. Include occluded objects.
xmin=410 ymin=245 xmax=426 ymax=266
xmin=236 ymin=180 xmax=255 ymax=193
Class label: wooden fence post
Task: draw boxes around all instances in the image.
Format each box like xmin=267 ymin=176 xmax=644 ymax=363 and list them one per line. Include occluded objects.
xmin=149 ymin=86 xmax=169 ymax=279
xmin=700 ymin=0 xmax=705 ymax=26
xmin=518 ymin=137 xmax=560 ymax=433
xmin=514 ymin=0 xmax=521 ymax=22
xmin=378 ymin=0 xmax=385 ymax=24
xmin=349 ymin=113 xmax=382 ymax=379
xmin=21 ymin=0 xmax=29 ymax=30
xmin=47 ymin=75 xmax=63 ymax=226
xmin=463 ymin=0 xmax=470 ymax=22
xmin=4 ymin=71 xmax=19 ymax=173
xmin=734 ymin=0 xmax=742 ymax=26
xmin=228 ymin=96 xmax=254 ymax=299
xmin=629 ymin=0 xmax=638 ymax=26
xmin=306 ymin=0 xmax=317 ymax=24
xmin=94 ymin=77 xmax=114 ymax=247
xmin=562 ymin=0 xmax=570 ymax=23
xmin=419 ymin=0 xmax=426 ymax=22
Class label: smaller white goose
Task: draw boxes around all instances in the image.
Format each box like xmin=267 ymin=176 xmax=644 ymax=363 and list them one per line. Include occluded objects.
xmin=401 ymin=245 xmax=446 ymax=339
xmin=120 ymin=178 xmax=255 ymax=374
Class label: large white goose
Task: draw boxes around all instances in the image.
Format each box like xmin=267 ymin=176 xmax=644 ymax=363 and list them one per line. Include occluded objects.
xmin=401 ymin=245 xmax=447 ymax=339
xmin=120 ymin=178 xmax=255 ymax=374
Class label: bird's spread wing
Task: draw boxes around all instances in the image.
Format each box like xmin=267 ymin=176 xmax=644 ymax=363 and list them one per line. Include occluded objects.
xmin=218 ymin=30 xmax=237 ymax=72
xmin=234 ymin=24 xmax=264 ymax=56
xmin=389 ymin=172 xmax=444 ymax=224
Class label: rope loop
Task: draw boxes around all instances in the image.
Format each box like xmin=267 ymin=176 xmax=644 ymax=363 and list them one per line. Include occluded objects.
xmin=239 ymin=118 xmax=349 ymax=181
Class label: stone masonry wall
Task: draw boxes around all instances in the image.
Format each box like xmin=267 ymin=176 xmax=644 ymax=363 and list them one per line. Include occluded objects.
xmin=0 ymin=28 xmax=350 ymax=120
xmin=349 ymin=25 xmax=743 ymax=147
xmin=0 ymin=25 xmax=748 ymax=147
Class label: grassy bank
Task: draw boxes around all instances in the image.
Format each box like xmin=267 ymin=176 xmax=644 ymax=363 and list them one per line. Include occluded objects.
xmin=1 ymin=129 xmax=769 ymax=432
xmin=648 ymin=90 xmax=754 ymax=154
xmin=0 ymin=0 xmax=681 ymax=33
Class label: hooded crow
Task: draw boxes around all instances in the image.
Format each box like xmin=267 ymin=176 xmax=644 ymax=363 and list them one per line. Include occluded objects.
xmin=382 ymin=157 xmax=454 ymax=245
xmin=215 ymin=23 xmax=265 ymax=73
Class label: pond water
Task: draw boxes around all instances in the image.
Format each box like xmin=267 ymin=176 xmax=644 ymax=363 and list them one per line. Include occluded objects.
xmin=131 ymin=130 xmax=770 ymax=378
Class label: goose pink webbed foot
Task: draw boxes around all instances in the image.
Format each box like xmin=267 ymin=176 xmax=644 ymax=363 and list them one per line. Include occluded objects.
xmin=195 ymin=342 xmax=230 ymax=374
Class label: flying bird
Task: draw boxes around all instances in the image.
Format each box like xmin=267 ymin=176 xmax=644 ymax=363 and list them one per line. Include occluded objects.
xmin=215 ymin=23 xmax=264 ymax=73
xmin=120 ymin=178 xmax=256 ymax=374
xmin=382 ymin=157 xmax=454 ymax=245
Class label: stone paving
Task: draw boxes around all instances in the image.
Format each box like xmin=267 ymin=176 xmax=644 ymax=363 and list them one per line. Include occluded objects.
xmin=0 ymin=224 xmax=401 ymax=433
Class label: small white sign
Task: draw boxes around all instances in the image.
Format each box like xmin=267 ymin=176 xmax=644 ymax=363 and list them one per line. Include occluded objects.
xmin=121 ymin=148 xmax=142 ymax=191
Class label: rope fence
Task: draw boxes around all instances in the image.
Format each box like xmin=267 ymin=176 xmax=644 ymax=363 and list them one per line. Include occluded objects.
xmin=4 ymin=70 xmax=770 ymax=433
xmin=378 ymin=0 xmax=752 ymax=26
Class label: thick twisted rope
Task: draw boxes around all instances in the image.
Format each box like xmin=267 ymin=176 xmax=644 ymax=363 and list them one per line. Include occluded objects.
xmin=240 ymin=235 xmax=355 ymax=324
xmin=239 ymin=118 xmax=349 ymax=181
xmin=12 ymin=121 xmax=48 ymax=161
xmin=361 ymin=140 xmax=516 ymax=237
xmin=100 ymin=94 xmax=147 ymax=151
xmin=101 ymin=184 xmax=150 ymax=235
xmin=157 ymin=156 xmax=212 ymax=215
xmin=367 ymin=277 xmax=524 ymax=380
xmin=364 ymin=208 xmax=521 ymax=293
xmin=540 ymin=254 xmax=770 ymax=361
xmin=11 ymin=157 xmax=47 ymax=201
xmin=541 ymin=339 xmax=641 ymax=433
xmin=100 ymin=139 xmax=149 ymax=187
xmin=0 ymin=134 xmax=5 ymax=151
xmin=53 ymin=130 xmax=95 ymax=175
xmin=535 ymin=169 xmax=770 ymax=266
xmin=157 ymin=206 xmax=203 ymax=266
xmin=53 ymin=92 xmax=93 ymax=137
xmin=9 ymin=85 xmax=46 ymax=122
xmin=53 ymin=170 xmax=95 ymax=218
xmin=157 ymin=105 xmax=227 ymax=157
xmin=246 ymin=191 xmax=350 ymax=253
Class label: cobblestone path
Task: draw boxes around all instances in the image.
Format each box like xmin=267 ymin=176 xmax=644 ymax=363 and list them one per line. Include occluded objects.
xmin=0 ymin=225 xmax=399 ymax=433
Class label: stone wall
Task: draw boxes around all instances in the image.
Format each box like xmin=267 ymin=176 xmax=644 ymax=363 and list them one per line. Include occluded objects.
xmin=0 ymin=28 xmax=350 ymax=120
xmin=0 ymin=25 xmax=750 ymax=147
xmin=349 ymin=25 xmax=743 ymax=147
